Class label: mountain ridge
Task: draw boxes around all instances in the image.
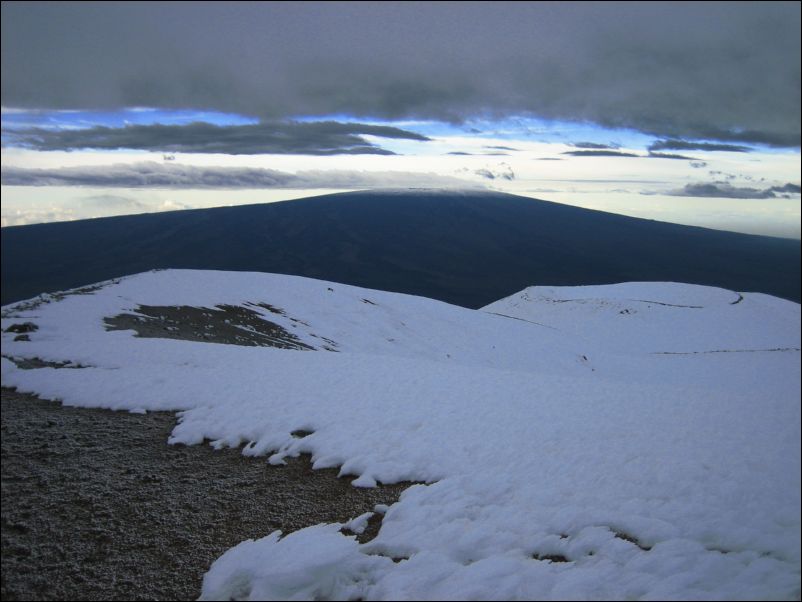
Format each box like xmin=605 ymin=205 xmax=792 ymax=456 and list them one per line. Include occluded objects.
xmin=2 ymin=189 xmax=799 ymax=307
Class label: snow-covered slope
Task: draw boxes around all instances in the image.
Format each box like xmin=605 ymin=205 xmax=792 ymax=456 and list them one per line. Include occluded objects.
xmin=1 ymin=270 xmax=799 ymax=600
xmin=483 ymin=282 xmax=799 ymax=354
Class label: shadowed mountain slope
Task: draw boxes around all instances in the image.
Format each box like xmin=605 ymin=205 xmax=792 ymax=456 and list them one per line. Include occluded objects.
xmin=2 ymin=189 xmax=799 ymax=307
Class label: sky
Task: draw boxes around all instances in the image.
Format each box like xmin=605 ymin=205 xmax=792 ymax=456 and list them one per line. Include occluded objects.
xmin=1 ymin=1 xmax=800 ymax=238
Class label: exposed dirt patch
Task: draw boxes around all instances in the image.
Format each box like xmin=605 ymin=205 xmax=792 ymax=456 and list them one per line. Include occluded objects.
xmin=1 ymin=387 xmax=411 ymax=601
xmin=4 ymin=323 xmax=39 ymax=334
xmin=612 ymin=529 xmax=652 ymax=551
xmin=532 ymin=553 xmax=569 ymax=563
xmin=104 ymin=304 xmax=316 ymax=350
xmin=652 ymin=347 xmax=800 ymax=355
xmin=2 ymin=356 xmax=89 ymax=370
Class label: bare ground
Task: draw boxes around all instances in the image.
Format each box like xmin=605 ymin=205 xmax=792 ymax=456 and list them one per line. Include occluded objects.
xmin=1 ymin=387 xmax=412 ymax=601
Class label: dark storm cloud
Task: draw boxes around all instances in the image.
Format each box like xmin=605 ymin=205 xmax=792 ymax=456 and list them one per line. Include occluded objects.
xmin=2 ymin=121 xmax=428 ymax=155
xmin=670 ymin=182 xmax=802 ymax=199
xmin=562 ymin=150 xmax=640 ymax=158
xmin=0 ymin=162 xmax=474 ymax=189
xmin=647 ymin=152 xmax=698 ymax=160
xmin=2 ymin=3 xmax=799 ymax=147
xmin=648 ymin=140 xmax=751 ymax=153
xmin=677 ymin=127 xmax=800 ymax=148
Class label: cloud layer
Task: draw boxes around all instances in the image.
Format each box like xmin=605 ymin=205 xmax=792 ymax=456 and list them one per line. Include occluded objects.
xmin=0 ymin=162 xmax=477 ymax=190
xmin=570 ymin=142 xmax=619 ymax=150
xmin=562 ymin=150 xmax=640 ymax=158
xmin=472 ymin=164 xmax=515 ymax=181
xmin=648 ymin=140 xmax=751 ymax=153
xmin=647 ymin=152 xmax=698 ymax=160
xmin=3 ymin=121 xmax=428 ymax=155
xmin=670 ymin=182 xmax=802 ymax=199
xmin=2 ymin=3 xmax=799 ymax=146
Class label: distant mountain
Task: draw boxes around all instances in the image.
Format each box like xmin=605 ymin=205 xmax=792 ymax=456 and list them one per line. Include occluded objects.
xmin=2 ymin=189 xmax=799 ymax=307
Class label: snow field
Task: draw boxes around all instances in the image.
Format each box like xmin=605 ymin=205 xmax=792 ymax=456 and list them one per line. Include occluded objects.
xmin=2 ymin=270 xmax=799 ymax=600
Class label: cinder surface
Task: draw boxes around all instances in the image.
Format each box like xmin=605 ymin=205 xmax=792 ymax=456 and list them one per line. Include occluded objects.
xmin=1 ymin=387 xmax=411 ymax=601
xmin=104 ymin=303 xmax=317 ymax=350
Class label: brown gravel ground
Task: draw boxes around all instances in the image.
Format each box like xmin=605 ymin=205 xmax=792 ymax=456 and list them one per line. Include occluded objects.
xmin=1 ymin=386 xmax=412 ymax=601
